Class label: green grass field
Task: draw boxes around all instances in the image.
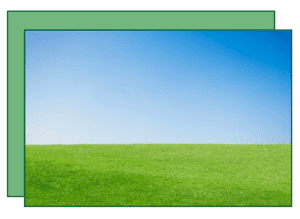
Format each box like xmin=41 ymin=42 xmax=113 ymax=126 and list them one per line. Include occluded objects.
xmin=25 ymin=144 xmax=291 ymax=206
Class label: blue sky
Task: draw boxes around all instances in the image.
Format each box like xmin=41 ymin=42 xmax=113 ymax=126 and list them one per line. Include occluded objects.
xmin=25 ymin=31 xmax=291 ymax=144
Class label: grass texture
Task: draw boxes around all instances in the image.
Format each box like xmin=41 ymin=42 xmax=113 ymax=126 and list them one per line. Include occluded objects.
xmin=25 ymin=144 xmax=291 ymax=206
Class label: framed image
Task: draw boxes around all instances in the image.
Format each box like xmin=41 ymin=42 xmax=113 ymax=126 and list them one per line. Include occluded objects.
xmin=6 ymin=11 xmax=292 ymax=207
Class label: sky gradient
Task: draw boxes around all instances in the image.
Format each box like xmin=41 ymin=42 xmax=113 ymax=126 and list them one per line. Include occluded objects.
xmin=25 ymin=31 xmax=291 ymax=144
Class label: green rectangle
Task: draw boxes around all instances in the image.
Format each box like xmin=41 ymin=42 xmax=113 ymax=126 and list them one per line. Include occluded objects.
xmin=8 ymin=11 xmax=275 ymax=197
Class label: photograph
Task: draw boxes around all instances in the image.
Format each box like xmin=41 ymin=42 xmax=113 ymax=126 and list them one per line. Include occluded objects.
xmin=24 ymin=30 xmax=291 ymax=206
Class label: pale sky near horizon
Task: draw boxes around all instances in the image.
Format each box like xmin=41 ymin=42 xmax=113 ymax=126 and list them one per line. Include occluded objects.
xmin=25 ymin=31 xmax=291 ymax=144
